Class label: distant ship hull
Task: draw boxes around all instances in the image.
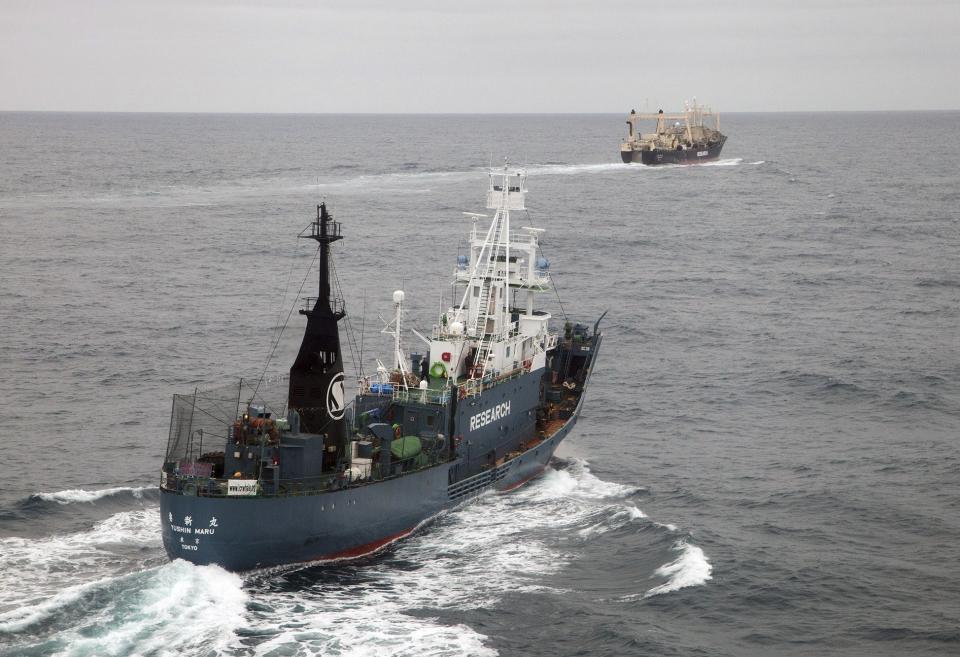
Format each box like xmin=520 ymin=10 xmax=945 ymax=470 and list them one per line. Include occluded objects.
xmin=621 ymin=137 xmax=726 ymax=165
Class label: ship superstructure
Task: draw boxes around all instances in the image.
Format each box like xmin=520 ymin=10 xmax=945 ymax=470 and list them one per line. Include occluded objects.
xmin=620 ymin=100 xmax=727 ymax=165
xmin=159 ymin=168 xmax=604 ymax=571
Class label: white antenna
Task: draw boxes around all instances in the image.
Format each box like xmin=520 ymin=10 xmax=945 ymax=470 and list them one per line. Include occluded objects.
xmin=381 ymin=290 xmax=408 ymax=378
xmin=358 ymin=289 xmax=366 ymax=381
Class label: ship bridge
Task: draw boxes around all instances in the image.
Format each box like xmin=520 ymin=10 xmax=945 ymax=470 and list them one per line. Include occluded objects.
xmin=427 ymin=167 xmax=558 ymax=389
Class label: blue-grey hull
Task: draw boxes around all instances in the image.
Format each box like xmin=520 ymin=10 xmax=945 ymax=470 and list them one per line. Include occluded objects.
xmin=160 ymin=415 xmax=575 ymax=571
xmin=161 ymin=333 xmax=602 ymax=571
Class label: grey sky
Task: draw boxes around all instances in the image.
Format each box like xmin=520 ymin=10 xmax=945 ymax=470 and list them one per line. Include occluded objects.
xmin=2 ymin=0 xmax=957 ymax=113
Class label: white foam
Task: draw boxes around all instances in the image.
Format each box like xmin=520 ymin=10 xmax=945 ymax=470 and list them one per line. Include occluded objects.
xmin=237 ymin=510 xmax=512 ymax=655
xmin=644 ymin=541 xmax=713 ymax=597
xmin=0 ymin=561 xmax=244 ymax=657
xmin=524 ymin=162 xmax=633 ymax=176
xmin=2 ymin=460 xmax=694 ymax=655
xmin=0 ymin=508 xmax=162 ymax=623
xmin=312 ymin=168 xmax=478 ymax=194
xmin=624 ymin=505 xmax=647 ymax=520
xmin=34 ymin=486 xmax=150 ymax=505
xmin=312 ymin=161 xmax=638 ymax=195
xmin=528 ymin=460 xmax=642 ymax=502
xmin=1 ymin=514 xmax=245 ymax=655
xmin=0 ymin=575 xmax=116 ymax=633
xmin=698 ymin=157 xmax=743 ymax=167
xmin=577 ymin=504 xmax=647 ymax=539
xmin=52 ymin=561 xmax=246 ymax=657
xmin=229 ymin=460 xmax=646 ymax=656
xmin=241 ymin=597 xmax=496 ymax=657
xmin=527 ymin=466 xmax=580 ymax=498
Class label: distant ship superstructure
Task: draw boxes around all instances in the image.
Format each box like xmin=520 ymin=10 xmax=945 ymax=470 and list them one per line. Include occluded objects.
xmin=620 ymin=100 xmax=727 ymax=165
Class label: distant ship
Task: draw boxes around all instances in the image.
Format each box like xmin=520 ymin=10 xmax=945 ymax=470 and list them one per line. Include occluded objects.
xmin=159 ymin=167 xmax=605 ymax=571
xmin=620 ymin=101 xmax=727 ymax=165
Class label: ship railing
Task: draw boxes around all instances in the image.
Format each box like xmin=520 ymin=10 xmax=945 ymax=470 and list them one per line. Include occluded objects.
xmin=160 ymin=446 xmax=450 ymax=498
xmin=456 ymin=360 xmax=534 ymax=398
xmin=301 ymin=296 xmax=346 ymax=315
xmin=505 ymin=272 xmax=550 ymax=289
xmin=358 ymin=377 xmax=451 ymax=406
xmin=465 ymin=230 xmax=542 ymax=248
xmin=357 ymin=378 xmax=395 ymax=397
xmin=306 ymin=218 xmax=342 ymax=240
xmin=391 ymin=386 xmax=451 ymax=405
xmin=455 ymin=269 xmax=550 ymax=287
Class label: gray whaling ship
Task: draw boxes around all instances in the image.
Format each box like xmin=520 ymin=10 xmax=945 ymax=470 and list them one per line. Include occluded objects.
xmin=159 ymin=168 xmax=605 ymax=571
xmin=620 ymin=100 xmax=726 ymax=165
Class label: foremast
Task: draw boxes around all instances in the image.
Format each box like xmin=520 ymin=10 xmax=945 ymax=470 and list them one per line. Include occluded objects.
xmin=288 ymin=203 xmax=349 ymax=462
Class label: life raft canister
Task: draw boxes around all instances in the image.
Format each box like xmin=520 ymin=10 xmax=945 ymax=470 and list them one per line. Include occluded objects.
xmin=429 ymin=361 xmax=447 ymax=378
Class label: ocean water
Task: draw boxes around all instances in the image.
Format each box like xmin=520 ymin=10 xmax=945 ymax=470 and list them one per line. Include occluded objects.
xmin=0 ymin=111 xmax=958 ymax=656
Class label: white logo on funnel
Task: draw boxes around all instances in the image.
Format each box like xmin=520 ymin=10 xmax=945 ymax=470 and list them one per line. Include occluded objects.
xmin=326 ymin=372 xmax=345 ymax=420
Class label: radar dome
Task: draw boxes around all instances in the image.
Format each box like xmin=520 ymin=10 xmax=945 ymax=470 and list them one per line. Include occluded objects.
xmin=393 ymin=290 xmax=405 ymax=304
xmin=449 ymin=321 xmax=464 ymax=336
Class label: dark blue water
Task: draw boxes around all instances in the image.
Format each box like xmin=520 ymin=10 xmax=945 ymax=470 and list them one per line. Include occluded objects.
xmin=1 ymin=112 xmax=958 ymax=656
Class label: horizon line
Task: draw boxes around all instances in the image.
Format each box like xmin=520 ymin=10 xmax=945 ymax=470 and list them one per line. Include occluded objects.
xmin=2 ymin=108 xmax=959 ymax=117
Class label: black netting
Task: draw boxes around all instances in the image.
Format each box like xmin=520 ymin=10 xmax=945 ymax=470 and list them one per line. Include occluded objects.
xmin=163 ymin=379 xmax=289 ymax=463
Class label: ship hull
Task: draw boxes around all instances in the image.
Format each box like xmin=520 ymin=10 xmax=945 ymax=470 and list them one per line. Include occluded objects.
xmin=621 ymin=137 xmax=726 ymax=165
xmin=160 ymin=334 xmax=601 ymax=571
xmin=160 ymin=412 xmax=577 ymax=571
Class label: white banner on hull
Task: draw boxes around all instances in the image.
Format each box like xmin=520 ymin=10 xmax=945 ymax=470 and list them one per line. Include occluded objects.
xmin=228 ymin=479 xmax=259 ymax=496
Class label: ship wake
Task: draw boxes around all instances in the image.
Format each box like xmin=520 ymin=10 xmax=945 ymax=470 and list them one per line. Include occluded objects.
xmin=0 ymin=462 xmax=710 ymax=656
xmin=0 ymin=506 xmax=247 ymax=657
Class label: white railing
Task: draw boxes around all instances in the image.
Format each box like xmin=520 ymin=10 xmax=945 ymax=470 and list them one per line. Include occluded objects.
xmin=357 ymin=377 xmax=451 ymax=406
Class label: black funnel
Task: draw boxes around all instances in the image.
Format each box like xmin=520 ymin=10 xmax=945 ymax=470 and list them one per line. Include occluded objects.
xmin=288 ymin=203 xmax=348 ymax=456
